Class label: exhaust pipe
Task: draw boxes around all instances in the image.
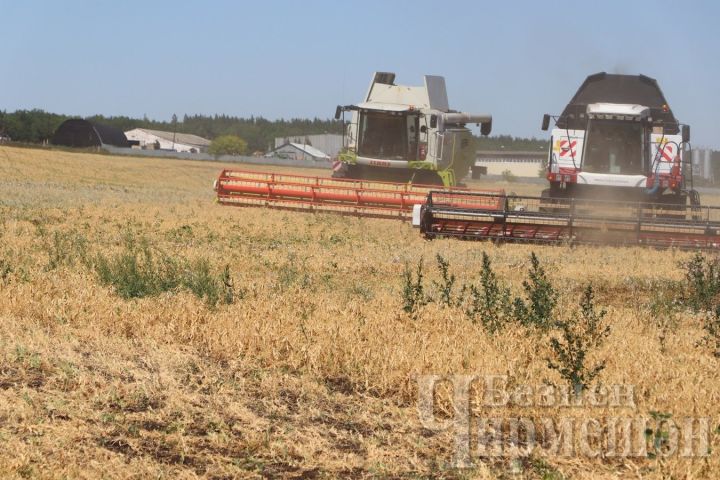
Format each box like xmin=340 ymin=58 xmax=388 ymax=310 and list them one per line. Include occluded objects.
xmin=441 ymin=113 xmax=492 ymax=135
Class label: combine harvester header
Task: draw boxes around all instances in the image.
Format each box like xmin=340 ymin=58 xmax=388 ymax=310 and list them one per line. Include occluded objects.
xmin=214 ymin=169 xmax=502 ymax=220
xmin=413 ymin=191 xmax=720 ymax=250
xmin=215 ymin=169 xmax=720 ymax=250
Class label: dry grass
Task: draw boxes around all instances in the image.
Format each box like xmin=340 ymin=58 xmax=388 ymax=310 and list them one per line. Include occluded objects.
xmin=0 ymin=145 xmax=718 ymax=479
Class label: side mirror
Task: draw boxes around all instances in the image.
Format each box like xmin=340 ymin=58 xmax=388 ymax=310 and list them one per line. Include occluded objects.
xmin=430 ymin=115 xmax=437 ymax=129
xmin=480 ymin=120 xmax=492 ymax=136
xmin=334 ymin=106 xmax=342 ymax=120
xmin=682 ymin=124 xmax=690 ymax=143
xmin=541 ymin=114 xmax=551 ymax=131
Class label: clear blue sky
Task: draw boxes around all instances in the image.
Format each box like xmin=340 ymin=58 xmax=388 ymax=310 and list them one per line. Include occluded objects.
xmin=3 ymin=0 xmax=719 ymax=147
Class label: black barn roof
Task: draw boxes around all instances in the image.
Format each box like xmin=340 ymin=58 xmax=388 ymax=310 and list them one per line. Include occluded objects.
xmin=51 ymin=119 xmax=129 ymax=148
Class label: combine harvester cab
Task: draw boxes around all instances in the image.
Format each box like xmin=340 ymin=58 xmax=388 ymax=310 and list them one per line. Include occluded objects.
xmin=416 ymin=72 xmax=720 ymax=249
xmin=333 ymin=72 xmax=492 ymax=187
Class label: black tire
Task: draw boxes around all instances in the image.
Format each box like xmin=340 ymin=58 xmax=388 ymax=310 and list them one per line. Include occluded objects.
xmin=688 ymin=189 xmax=701 ymax=207
xmin=331 ymin=163 xmax=361 ymax=180
xmin=688 ymin=190 xmax=702 ymax=221
xmin=410 ymin=170 xmax=444 ymax=186
xmin=331 ymin=163 xmax=348 ymax=179
xmin=539 ymin=188 xmax=570 ymax=214
xmin=332 ymin=164 xmax=445 ymax=186
xmin=650 ymin=194 xmax=689 ymax=220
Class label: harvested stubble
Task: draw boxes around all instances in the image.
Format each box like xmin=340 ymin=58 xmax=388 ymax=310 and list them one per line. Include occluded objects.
xmin=0 ymin=145 xmax=718 ymax=479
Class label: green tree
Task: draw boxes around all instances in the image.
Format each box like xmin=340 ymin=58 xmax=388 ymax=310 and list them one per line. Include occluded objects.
xmin=501 ymin=169 xmax=518 ymax=182
xmin=208 ymin=135 xmax=248 ymax=157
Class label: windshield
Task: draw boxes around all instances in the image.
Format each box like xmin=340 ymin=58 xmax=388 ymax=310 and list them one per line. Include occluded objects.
xmin=357 ymin=111 xmax=419 ymax=160
xmin=582 ymin=119 xmax=645 ymax=175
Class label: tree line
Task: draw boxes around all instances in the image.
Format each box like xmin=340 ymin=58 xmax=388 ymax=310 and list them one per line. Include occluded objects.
xmin=0 ymin=110 xmax=344 ymax=153
xmin=0 ymin=109 xmax=549 ymax=152
xmin=474 ymin=134 xmax=548 ymax=151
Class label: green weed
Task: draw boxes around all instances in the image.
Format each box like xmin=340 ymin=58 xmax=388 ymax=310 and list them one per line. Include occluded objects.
xmin=547 ymin=284 xmax=610 ymax=397
xmin=513 ymin=252 xmax=558 ymax=330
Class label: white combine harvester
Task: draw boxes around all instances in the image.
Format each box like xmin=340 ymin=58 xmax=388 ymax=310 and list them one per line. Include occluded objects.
xmin=333 ymin=72 xmax=492 ymax=187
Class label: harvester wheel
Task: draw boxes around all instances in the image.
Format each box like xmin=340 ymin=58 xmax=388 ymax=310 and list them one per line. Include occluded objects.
xmin=331 ymin=163 xmax=360 ymax=180
xmin=651 ymin=194 xmax=689 ymax=220
xmin=410 ymin=170 xmax=445 ymax=186
xmin=689 ymin=189 xmax=702 ymax=221
xmin=689 ymin=189 xmax=701 ymax=207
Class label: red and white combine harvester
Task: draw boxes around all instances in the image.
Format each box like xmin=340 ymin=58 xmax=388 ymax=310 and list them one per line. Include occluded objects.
xmin=415 ymin=73 xmax=720 ymax=249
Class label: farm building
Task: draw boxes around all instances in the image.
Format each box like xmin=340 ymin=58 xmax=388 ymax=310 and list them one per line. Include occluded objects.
xmin=690 ymin=148 xmax=720 ymax=182
xmin=52 ymin=119 xmax=129 ymax=148
xmin=474 ymin=150 xmax=546 ymax=178
xmin=273 ymin=134 xmax=342 ymax=158
xmin=124 ymin=128 xmax=210 ymax=153
xmin=475 ymin=148 xmax=720 ymax=182
xmin=265 ymin=142 xmax=331 ymax=162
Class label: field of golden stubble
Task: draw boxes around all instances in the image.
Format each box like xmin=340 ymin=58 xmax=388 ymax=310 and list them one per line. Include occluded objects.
xmin=0 ymin=144 xmax=718 ymax=479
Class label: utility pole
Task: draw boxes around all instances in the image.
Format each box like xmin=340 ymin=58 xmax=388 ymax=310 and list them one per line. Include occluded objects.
xmin=172 ymin=113 xmax=178 ymax=151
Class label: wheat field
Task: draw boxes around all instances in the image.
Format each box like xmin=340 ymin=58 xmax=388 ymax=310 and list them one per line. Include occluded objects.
xmin=0 ymin=145 xmax=718 ymax=479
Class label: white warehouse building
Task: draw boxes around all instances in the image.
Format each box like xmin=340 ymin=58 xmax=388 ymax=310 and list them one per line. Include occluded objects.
xmin=125 ymin=128 xmax=211 ymax=153
xmin=265 ymin=142 xmax=331 ymax=162
xmin=273 ymin=134 xmax=343 ymax=158
xmin=474 ymin=150 xmax=546 ymax=178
